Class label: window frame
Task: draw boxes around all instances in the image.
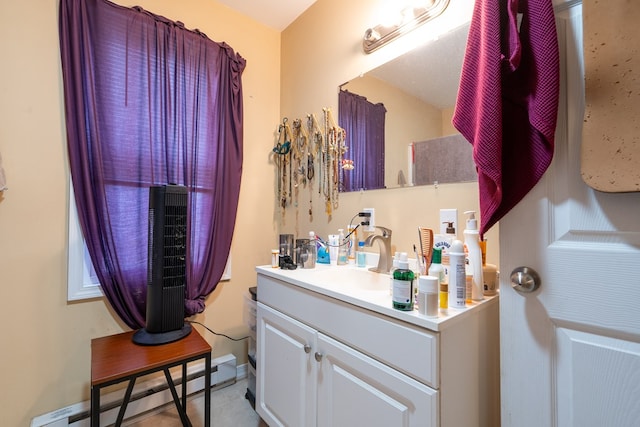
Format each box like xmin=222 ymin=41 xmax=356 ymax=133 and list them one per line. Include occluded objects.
xmin=67 ymin=181 xmax=104 ymax=301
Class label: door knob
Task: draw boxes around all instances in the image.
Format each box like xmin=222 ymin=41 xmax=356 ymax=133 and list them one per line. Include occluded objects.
xmin=304 ymin=344 xmax=311 ymax=354
xmin=510 ymin=266 xmax=541 ymax=293
xmin=314 ymin=352 xmax=323 ymax=362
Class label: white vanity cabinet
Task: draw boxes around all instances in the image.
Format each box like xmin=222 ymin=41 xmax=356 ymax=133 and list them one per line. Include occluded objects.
xmin=256 ymin=267 xmax=500 ymax=427
xmin=257 ymin=302 xmax=317 ymax=426
xmin=316 ymin=329 xmax=437 ymax=426
xmin=258 ymin=302 xmax=437 ymax=426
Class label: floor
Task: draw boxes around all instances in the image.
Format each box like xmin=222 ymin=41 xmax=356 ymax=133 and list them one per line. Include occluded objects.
xmin=125 ymin=378 xmax=268 ymax=427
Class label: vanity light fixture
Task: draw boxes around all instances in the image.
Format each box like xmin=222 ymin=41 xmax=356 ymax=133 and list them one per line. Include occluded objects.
xmin=363 ymin=0 xmax=450 ymax=54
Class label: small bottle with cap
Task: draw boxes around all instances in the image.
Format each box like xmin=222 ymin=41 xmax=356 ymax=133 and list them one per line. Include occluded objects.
xmin=389 ymin=251 xmax=400 ymax=295
xmin=337 ymin=229 xmax=348 ymax=265
xmin=356 ymin=241 xmax=367 ymax=267
xmin=392 ymin=252 xmax=415 ymax=311
xmin=429 ymin=247 xmax=448 ymax=310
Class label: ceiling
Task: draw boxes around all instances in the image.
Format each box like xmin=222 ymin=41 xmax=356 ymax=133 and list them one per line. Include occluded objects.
xmin=218 ymin=0 xmax=467 ymax=110
xmin=366 ymin=22 xmax=469 ymax=109
xmin=216 ymin=0 xmax=317 ymax=31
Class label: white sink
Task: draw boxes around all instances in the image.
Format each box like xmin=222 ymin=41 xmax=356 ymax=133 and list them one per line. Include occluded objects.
xmin=272 ymin=264 xmax=392 ymax=297
xmin=307 ymin=266 xmax=390 ymax=292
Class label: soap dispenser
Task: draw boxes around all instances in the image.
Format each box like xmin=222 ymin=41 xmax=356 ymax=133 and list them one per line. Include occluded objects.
xmin=463 ymin=211 xmax=484 ymax=301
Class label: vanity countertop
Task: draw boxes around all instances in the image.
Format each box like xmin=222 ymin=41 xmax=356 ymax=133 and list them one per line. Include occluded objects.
xmin=256 ymin=264 xmax=498 ymax=332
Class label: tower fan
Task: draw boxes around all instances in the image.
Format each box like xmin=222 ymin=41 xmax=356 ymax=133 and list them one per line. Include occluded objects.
xmin=133 ymin=184 xmax=192 ymax=345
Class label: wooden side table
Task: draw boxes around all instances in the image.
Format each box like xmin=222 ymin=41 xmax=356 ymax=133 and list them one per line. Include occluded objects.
xmin=91 ymin=328 xmax=211 ymax=426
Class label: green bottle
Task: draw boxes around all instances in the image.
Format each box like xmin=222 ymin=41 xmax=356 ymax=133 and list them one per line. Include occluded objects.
xmin=392 ymin=252 xmax=415 ymax=311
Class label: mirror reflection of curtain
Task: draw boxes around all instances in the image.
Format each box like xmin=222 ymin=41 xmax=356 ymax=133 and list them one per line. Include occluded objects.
xmin=59 ymin=0 xmax=245 ymax=329
xmin=339 ymin=90 xmax=386 ymax=192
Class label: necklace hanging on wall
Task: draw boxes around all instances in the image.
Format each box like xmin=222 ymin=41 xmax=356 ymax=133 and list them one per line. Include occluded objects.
xmin=291 ymin=118 xmax=309 ymax=235
xmin=273 ymin=118 xmax=292 ymax=218
xmin=291 ymin=119 xmax=306 ymax=206
xmin=322 ymin=108 xmax=333 ymax=218
xmin=334 ymin=125 xmax=347 ymax=210
xmin=324 ymin=108 xmax=347 ymax=213
xmin=307 ymin=114 xmax=323 ymax=222
xmin=272 ymin=111 xmax=344 ymax=222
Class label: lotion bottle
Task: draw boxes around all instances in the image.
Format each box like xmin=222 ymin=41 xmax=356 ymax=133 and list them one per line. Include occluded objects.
xmin=480 ymin=239 xmax=498 ymax=296
xmin=463 ymin=211 xmax=484 ymax=301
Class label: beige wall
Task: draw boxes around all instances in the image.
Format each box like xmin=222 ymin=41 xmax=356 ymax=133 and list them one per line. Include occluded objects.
xmin=279 ymin=0 xmax=499 ymax=261
xmin=0 ymin=0 xmax=279 ymax=425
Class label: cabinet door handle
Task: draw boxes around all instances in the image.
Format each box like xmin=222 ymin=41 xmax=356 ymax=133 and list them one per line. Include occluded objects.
xmin=314 ymin=352 xmax=323 ymax=362
xmin=304 ymin=344 xmax=311 ymax=354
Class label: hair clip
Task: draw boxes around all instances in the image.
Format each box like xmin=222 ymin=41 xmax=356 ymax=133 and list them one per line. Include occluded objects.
xmin=272 ymin=141 xmax=291 ymax=155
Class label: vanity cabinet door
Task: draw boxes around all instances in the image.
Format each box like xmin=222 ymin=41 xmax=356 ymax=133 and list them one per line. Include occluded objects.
xmin=257 ymin=302 xmax=317 ymax=427
xmin=316 ymin=333 xmax=438 ymax=427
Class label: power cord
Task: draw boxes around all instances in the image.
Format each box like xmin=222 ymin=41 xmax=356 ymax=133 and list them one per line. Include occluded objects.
xmin=188 ymin=320 xmax=251 ymax=342
xmin=344 ymin=211 xmax=371 ymax=241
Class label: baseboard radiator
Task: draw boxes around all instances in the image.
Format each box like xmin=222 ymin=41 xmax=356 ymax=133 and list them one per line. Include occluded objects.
xmin=31 ymin=354 xmax=243 ymax=427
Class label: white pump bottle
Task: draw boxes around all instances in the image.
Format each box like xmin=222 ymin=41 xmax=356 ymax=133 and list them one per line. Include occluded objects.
xmin=463 ymin=211 xmax=484 ymax=301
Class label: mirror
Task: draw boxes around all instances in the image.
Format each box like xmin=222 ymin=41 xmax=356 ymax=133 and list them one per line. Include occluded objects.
xmin=339 ymin=22 xmax=474 ymax=191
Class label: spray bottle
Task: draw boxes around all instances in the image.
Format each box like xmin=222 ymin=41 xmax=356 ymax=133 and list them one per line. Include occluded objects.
xmin=463 ymin=211 xmax=484 ymax=301
xmin=448 ymin=239 xmax=466 ymax=308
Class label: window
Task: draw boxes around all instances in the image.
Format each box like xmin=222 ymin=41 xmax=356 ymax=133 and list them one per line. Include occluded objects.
xmin=67 ymin=182 xmax=103 ymax=301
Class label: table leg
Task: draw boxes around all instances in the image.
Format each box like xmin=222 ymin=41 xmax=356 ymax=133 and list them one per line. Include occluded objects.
xmin=205 ymin=353 xmax=211 ymax=427
xmin=114 ymin=378 xmax=136 ymax=427
xmin=91 ymin=385 xmax=100 ymax=427
xmin=182 ymin=362 xmax=187 ymax=408
xmin=164 ymin=368 xmax=192 ymax=426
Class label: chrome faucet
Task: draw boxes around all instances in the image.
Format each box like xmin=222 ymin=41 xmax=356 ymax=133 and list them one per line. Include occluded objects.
xmin=364 ymin=226 xmax=392 ymax=274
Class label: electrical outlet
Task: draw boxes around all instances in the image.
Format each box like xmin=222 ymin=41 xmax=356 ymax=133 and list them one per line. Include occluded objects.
xmin=362 ymin=208 xmax=375 ymax=232
xmin=439 ymin=208 xmax=458 ymax=236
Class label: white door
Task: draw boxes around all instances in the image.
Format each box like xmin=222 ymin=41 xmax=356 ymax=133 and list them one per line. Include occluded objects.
xmin=316 ymin=333 xmax=437 ymax=427
xmin=257 ymin=302 xmax=317 ymax=427
xmin=500 ymin=2 xmax=640 ymax=427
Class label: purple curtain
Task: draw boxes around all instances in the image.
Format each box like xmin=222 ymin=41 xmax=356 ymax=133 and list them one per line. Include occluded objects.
xmin=338 ymin=90 xmax=386 ymax=192
xmin=59 ymin=0 xmax=246 ymax=329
